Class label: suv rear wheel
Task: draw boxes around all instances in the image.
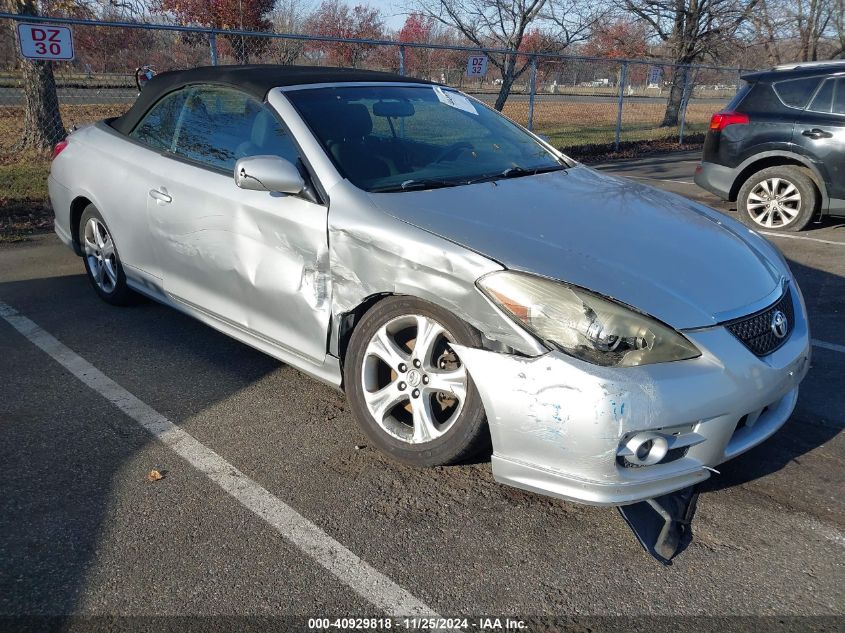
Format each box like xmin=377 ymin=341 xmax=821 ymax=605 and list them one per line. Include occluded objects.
xmin=737 ymin=166 xmax=818 ymax=232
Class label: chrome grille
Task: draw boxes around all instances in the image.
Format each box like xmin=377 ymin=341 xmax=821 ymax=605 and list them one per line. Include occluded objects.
xmin=724 ymin=290 xmax=794 ymax=356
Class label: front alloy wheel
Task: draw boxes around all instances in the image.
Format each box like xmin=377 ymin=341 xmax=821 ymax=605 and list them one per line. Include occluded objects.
xmin=362 ymin=314 xmax=467 ymax=444
xmin=345 ymin=296 xmax=488 ymax=467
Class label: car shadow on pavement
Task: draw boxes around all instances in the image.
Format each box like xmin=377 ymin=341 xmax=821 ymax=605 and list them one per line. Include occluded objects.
xmin=805 ymin=215 xmax=845 ymax=234
xmin=0 ymin=273 xmax=281 ymax=619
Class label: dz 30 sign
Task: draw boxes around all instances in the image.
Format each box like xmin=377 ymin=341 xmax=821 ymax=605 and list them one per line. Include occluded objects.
xmin=17 ymin=23 xmax=75 ymax=61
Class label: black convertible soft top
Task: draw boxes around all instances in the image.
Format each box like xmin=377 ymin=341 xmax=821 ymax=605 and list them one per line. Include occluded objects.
xmin=111 ymin=64 xmax=433 ymax=135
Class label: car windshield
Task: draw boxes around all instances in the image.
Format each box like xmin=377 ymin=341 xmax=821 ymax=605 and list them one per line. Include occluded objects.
xmin=285 ymin=84 xmax=567 ymax=192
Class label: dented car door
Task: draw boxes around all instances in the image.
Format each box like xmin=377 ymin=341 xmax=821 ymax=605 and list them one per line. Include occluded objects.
xmin=146 ymin=85 xmax=331 ymax=363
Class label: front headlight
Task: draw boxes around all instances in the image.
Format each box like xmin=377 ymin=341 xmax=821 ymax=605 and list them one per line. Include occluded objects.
xmin=478 ymin=271 xmax=700 ymax=367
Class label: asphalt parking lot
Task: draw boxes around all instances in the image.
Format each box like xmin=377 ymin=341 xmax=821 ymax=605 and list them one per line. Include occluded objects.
xmin=1 ymin=151 xmax=843 ymax=630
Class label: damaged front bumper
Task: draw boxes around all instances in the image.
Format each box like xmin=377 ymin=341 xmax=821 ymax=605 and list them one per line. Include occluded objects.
xmin=453 ymin=287 xmax=811 ymax=506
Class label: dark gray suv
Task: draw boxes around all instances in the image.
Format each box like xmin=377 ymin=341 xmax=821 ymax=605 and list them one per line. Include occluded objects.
xmin=694 ymin=61 xmax=845 ymax=232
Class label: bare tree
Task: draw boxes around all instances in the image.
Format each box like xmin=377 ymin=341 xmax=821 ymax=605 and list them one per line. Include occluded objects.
xmin=4 ymin=0 xmax=65 ymax=151
xmin=542 ymin=0 xmax=605 ymax=49
xmin=792 ymin=0 xmax=834 ymax=61
xmin=412 ymin=0 xmax=550 ymax=111
xmin=4 ymin=0 xmax=153 ymax=151
xmin=270 ymin=0 xmax=308 ymax=65
xmin=744 ymin=0 xmax=784 ymax=66
xmin=740 ymin=0 xmax=843 ymax=67
xmin=625 ymin=0 xmax=759 ymax=127
xmin=89 ymin=0 xmax=151 ymax=17
xmin=833 ymin=0 xmax=845 ymax=58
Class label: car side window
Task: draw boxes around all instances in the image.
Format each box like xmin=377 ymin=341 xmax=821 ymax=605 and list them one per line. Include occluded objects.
xmin=172 ymin=85 xmax=301 ymax=171
xmin=808 ymin=79 xmax=834 ymax=113
xmin=773 ymin=77 xmax=822 ymax=109
xmin=129 ymin=89 xmax=189 ymax=151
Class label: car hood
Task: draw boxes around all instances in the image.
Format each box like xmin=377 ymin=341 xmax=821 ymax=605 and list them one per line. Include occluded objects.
xmin=367 ymin=165 xmax=784 ymax=329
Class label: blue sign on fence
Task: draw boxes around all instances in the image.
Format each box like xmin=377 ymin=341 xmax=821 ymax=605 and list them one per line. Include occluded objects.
xmin=648 ymin=66 xmax=662 ymax=86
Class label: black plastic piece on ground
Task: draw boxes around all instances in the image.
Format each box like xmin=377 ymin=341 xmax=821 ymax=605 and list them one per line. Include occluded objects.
xmin=617 ymin=485 xmax=700 ymax=565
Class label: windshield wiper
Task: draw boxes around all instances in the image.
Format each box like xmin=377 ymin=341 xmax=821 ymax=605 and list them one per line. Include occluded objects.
xmin=371 ymin=178 xmax=462 ymax=192
xmin=463 ymin=164 xmax=566 ymax=186
xmin=501 ymin=164 xmax=566 ymax=179
xmin=371 ymin=165 xmax=567 ymax=192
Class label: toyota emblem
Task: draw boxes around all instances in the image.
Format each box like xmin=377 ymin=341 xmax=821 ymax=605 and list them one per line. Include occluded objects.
xmin=770 ymin=310 xmax=788 ymax=339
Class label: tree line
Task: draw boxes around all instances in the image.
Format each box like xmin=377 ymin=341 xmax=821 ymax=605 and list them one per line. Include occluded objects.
xmin=5 ymin=0 xmax=845 ymax=150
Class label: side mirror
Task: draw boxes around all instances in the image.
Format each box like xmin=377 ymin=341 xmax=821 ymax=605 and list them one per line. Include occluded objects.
xmin=234 ymin=155 xmax=305 ymax=194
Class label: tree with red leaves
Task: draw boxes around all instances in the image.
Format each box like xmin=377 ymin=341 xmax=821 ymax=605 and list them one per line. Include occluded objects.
xmin=304 ymin=0 xmax=384 ymax=68
xmin=397 ymin=12 xmax=435 ymax=76
xmin=154 ymin=0 xmax=275 ymax=63
xmin=582 ymin=19 xmax=649 ymax=59
xmin=581 ymin=18 xmax=650 ymax=86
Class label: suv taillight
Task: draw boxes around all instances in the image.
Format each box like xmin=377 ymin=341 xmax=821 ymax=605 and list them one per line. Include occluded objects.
xmin=51 ymin=139 xmax=68 ymax=160
xmin=709 ymin=111 xmax=749 ymax=131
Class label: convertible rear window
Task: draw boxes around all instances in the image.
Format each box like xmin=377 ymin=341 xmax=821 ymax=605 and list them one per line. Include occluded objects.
xmin=173 ymin=86 xmax=300 ymax=171
xmin=130 ymin=89 xmax=188 ymax=151
xmin=286 ymin=85 xmax=565 ymax=192
xmin=129 ymin=84 xmax=301 ymax=171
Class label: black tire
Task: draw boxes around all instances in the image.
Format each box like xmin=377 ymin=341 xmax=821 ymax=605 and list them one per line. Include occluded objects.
xmin=78 ymin=205 xmax=136 ymax=306
xmin=736 ymin=165 xmax=819 ymax=232
xmin=345 ymin=296 xmax=489 ymax=467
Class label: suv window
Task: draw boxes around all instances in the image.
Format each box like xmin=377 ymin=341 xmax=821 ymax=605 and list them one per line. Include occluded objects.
xmin=809 ymin=79 xmax=834 ymax=112
xmin=172 ymin=85 xmax=301 ymax=171
xmin=808 ymin=77 xmax=845 ymax=115
xmin=130 ymin=89 xmax=189 ymax=151
xmin=836 ymin=79 xmax=845 ymax=115
xmin=773 ymin=77 xmax=823 ymax=108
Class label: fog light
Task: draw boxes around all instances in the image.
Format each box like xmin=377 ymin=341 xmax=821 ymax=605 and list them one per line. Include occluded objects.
xmin=623 ymin=432 xmax=669 ymax=466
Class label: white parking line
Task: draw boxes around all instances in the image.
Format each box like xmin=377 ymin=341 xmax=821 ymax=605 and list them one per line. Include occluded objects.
xmin=759 ymin=231 xmax=845 ymax=246
xmin=0 ymin=300 xmax=436 ymax=618
xmin=813 ymin=339 xmax=845 ymax=354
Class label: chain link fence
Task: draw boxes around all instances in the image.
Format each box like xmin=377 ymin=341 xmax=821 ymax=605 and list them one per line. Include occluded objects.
xmin=0 ymin=14 xmax=751 ymax=159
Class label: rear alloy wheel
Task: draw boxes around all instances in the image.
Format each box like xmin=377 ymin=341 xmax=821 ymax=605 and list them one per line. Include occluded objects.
xmin=79 ymin=205 xmax=135 ymax=305
xmin=345 ymin=297 xmax=488 ymax=467
xmin=737 ymin=166 xmax=818 ymax=232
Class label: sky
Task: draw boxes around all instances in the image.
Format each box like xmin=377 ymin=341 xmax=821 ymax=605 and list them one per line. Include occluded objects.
xmin=366 ymin=0 xmax=409 ymax=30
xmin=301 ymin=0 xmax=410 ymax=31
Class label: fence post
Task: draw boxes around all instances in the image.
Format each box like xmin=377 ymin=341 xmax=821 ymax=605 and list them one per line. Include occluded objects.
xmin=614 ymin=61 xmax=628 ymax=151
xmin=209 ymin=32 xmax=219 ymax=66
xmin=527 ymin=56 xmax=537 ymax=131
xmin=398 ymin=45 xmax=406 ymax=76
xmin=679 ymin=65 xmax=692 ymax=145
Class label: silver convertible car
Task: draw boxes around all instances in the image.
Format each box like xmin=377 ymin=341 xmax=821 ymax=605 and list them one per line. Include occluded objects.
xmin=49 ymin=65 xmax=810 ymax=506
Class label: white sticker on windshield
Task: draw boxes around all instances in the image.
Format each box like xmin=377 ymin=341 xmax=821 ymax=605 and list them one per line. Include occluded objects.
xmin=433 ymin=86 xmax=478 ymax=115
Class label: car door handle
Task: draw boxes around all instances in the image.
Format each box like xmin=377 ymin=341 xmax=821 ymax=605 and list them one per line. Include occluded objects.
xmin=802 ymin=128 xmax=833 ymax=139
xmin=149 ymin=188 xmax=172 ymax=203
